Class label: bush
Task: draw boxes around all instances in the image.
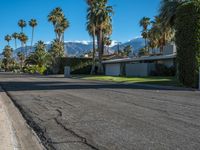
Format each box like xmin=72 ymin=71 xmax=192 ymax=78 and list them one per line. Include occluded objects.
xmin=24 ymin=65 xmax=47 ymax=75
xmin=150 ymin=64 xmax=176 ymax=76
xmin=175 ymin=0 xmax=200 ymax=87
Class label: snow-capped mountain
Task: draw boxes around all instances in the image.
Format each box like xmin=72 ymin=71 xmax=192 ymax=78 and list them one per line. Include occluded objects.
xmin=13 ymin=38 xmax=145 ymax=57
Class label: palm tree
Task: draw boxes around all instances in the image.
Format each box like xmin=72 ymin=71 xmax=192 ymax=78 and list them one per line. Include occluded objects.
xmin=4 ymin=35 xmax=12 ymax=45
xmin=86 ymin=0 xmax=97 ymax=74
xmin=86 ymin=0 xmax=113 ymax=74
xmin=159 ymin=0 xmax=188 ymax=28
xmin=17 ymin=52 xmax=25 ymax=71
xmin=26 ymin=41 xmax=49 ymax=67
xmin=18 ymin=20 xmax=27 ymax=32
xmin=29 ymin=19 xmax=38 ymax=51
xmin=139 ymin=17 xmax=151 ymax=50
xmin=149 ymin=16 xmax=174 ymax=53
xmin=12 ymin=32 xmax=19 ymax=50
xmin=2 ymin=45 xmax=13 ymax=71
xmin=18 ymin=33 xmax=28 ymax=57
xmin=48 ymin=7 xmax=70 ymax=56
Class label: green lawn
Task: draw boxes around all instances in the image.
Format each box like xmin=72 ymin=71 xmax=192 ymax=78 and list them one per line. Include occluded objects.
xmin=73 ymin=75 xmax=182 ymax=87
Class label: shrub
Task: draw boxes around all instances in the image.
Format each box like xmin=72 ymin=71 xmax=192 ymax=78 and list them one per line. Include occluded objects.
xmin=150 ymin=64 xmax=176 ymax=76
xmin=24 ymin=65 xmax=47 ymax=75
xmin=175 ymin=0 xmax=200 ymax=87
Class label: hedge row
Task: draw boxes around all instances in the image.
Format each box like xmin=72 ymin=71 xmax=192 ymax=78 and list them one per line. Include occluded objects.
xmin=57 ymin=57 xmax=93 ymax=74
xmin=175 ymin=0 xmax=200 ymax=87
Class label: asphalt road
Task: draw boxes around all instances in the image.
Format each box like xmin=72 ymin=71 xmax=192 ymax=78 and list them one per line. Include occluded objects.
xmin=0 ymin=73 xmax=200 ymax=150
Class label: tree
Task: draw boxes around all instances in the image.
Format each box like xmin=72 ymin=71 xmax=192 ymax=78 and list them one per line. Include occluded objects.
xmin=12 ymin=32 xmax=19 ymax=50
xmin=123 ymin=45 xmax=132 ymax=57
xmin=148 ymin=16 xmax=174 ymax=53
xmin=86 ymin=0 xmax=114 ymax=74
xmin=48 ymin=7 xmax=70 ymax=56
xmin=2 ymin=45 xmax=13 ymax=71
xmin=86 ymin=0 xmax=97 ymax=74
xmin=29 ymin=19 xmax=38 ymax=51
xmin=159 ymin=0 xmax=188 ymax=28
xmin=139 ymin=17 xmax=151 ymax=51
xmin=26 ymin=41 xmax=50 ymax=67
xmin=18 ymin=33 xmax=28 ymax=57
xmin=18 ymin=19 xmax=26 ymax=32
xmin=4 ymin=35 xmax=12 ymax=45
xmin=175 ymin=0 xmax=200 ymax=87
xmin=17 ymin=52 xmax=25 ymax=71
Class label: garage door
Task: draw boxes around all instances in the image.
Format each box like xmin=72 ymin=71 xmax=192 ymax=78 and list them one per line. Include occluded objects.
xmin=105 ymin=64 xmax=121 ymax=76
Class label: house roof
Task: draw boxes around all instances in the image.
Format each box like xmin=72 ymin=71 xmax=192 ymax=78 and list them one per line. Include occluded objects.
xmin=102 ymin=54 xmax=176 ymax=64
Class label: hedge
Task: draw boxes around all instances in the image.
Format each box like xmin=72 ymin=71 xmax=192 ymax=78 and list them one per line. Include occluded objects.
xmin=57 ymin=57 xmax=93 ymax=74
xmin=175 ymin=0 xmax=200 ymax=87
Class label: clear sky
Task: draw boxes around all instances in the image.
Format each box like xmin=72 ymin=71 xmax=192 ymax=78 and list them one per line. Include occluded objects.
xmin=0 ymin=0 xmax=160 ymax=52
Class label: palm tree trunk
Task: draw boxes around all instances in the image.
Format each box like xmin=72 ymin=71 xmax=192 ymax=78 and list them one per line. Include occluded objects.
xmin=97 ymin=29 xmax=104 ymax=74
xmin=90 ymin=32 xmax=96 ymax=75
xmin=30 ymin=27 xmax=34 ymax=52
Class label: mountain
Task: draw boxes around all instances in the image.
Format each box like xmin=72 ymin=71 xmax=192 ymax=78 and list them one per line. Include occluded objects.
xmin=13 ymin=38 xmax=145 ymax=57
xmin=111 ymin=38 xmax=145 ymax=54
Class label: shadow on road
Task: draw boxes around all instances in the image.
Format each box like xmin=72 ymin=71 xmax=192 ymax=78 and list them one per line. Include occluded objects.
xmin=0 ymin=80 xmax=193 ymax=92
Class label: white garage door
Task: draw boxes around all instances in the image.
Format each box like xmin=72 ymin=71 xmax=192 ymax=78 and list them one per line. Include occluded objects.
xmin=105 ymin=64 xmax=121 ymax=76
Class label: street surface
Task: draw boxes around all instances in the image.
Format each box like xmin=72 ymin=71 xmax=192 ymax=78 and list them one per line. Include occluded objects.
xmin=0 ymin=73 xmax=200 ymax=150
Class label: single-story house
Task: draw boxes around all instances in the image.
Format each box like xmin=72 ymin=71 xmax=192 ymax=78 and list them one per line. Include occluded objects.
xmin=102 ymin=43 xmax=177 ymax=77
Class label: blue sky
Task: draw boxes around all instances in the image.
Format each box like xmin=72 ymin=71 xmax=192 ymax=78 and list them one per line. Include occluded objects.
xmin=0 ymin=0 xmax=160 ymax=52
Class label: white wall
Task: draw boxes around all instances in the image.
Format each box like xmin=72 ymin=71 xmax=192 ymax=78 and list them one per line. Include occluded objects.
xmin=105 ymin=63 xmax=121 ymax=76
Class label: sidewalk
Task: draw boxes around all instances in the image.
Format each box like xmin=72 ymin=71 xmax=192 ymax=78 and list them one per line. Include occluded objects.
xmin=0 ymin=96 xmax=19 ymax=150
xmin=0 ymin=87 xmax=45 ymax=150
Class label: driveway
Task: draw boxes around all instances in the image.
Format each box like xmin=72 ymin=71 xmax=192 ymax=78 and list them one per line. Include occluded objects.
xmin=0 ymin=73 xmax=200 ymax=150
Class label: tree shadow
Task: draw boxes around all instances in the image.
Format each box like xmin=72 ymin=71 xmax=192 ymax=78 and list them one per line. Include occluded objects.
xmin=0 ymin=80 xmax=194 ymax=92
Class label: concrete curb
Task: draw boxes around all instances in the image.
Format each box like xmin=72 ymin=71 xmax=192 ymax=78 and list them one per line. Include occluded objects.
xmin=0 ymin=87 xmax=45 ymax=150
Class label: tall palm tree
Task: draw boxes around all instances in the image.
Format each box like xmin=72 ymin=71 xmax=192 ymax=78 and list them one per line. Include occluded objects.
xmin=4 ymin=35 xmax=12 ymax=45
xmin=48 ymin=7 xmax=69 ymax=57
xmin=18 ymin=33 xmax=28 ymax=57
xmin=139 ymin=17 xmax=151 ymax=50
xmin=86 ymin=0 xmax=113 ymax=74
xmin=159 ymin=0 xmax=188 ymax=28
xmin=12 ymin=32 xmax=19 ymax=50
xmin=18 ymin=20 xmax=27 ymax=32
xmin=29 ymin=19 xmax=38 ymax=51
xmin=86 ymin=0 xmax=97 ymax=74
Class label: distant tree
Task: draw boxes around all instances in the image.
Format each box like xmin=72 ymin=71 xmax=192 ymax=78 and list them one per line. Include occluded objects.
xmin=12 ymin=32 xmax=19 ymax=49
xmin=26 ymin=41 xmax=50 ymax=68
xmin=18 ymin=33 xmax=28 ymax=57
xmin=18 ymin=19 xmax=26 ymax=32
xmin=2 ymin=45 xmax=13 ymax=71
xmin=4 ymin=35 xmax=12 ymax=45
xmin=48 ymin=7 xmax=70 ymax=57
xmin=139 ymin=17 xmax=151 ymax=50
xmin=17 ymin=52 xmax=25 ymax=71
xmin=29 ymin=19 xmax=38 ymax=51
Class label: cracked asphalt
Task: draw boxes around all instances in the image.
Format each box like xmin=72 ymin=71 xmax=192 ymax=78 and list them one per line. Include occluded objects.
xmin=0 ymin=73 xmax=200 ymax=150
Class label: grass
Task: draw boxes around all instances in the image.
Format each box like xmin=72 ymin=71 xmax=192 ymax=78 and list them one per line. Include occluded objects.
xmin=73 ymin=75 xmax=182 ymax=87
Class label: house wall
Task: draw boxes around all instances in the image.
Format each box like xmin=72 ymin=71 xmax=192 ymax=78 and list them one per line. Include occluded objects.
xmin=126 ymin=63 xmax=155 ymax=77
xmin=105 ymin=63 xmax=121 ymax=76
